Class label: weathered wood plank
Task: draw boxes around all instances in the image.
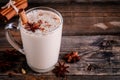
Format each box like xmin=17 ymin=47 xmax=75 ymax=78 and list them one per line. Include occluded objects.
xmin=1 ymin=35 xmax=120 ymax=50
xmin=0 ymin=49 xmax=120 ymax=76
xmin=0 ymin=3 xmax=120 ymax=36
xmin=1 ymin=17 xmax=120 ymax=36
xmin=0 ymin=35 xmax=120 ymax=76
xmin=0 ymin=75 xmax=120 ymax=80
xmin=0 ymin=3 xmax=120 ymax=80
xmin=0 ymin=47 xmax=120 ymax=76
xmin=0 ymin=35 xmax=120 ymax=50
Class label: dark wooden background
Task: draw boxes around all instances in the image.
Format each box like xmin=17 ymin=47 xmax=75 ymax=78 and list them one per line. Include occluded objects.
xmin=0 ymin=0 xmax=120 ymax=80
xmin=0 ymin=0 xmax=120 ymax=3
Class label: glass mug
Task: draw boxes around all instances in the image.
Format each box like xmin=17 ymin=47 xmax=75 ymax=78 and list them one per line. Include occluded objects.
xmin=5 ymin=7 xmax=63 ymax=72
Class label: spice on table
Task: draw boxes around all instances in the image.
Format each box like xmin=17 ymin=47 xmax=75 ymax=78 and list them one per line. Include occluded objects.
xmin=99 ymin=40 xmax=116 ymax=50
xmin=86 ymin=64 xmax=101 ymax=71
xmin=64 ymin=51 xmax=80 ymax=63
xmin=52 ymin=61 xmax=69 ymax=77
xmin=21 ymin=68 xmax=26 ymax=74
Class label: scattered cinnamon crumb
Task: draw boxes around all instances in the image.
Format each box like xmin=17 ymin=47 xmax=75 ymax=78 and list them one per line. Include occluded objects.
xmin=46 ymin=24 xmax=51 ymax=27
xmin=39 ymin=27 xmax=45 ymax=31
xmin=44 ymin=21 xmax=48 ymax=24
xmin=38 ymin=20 xmax=43 ymax=24
xmin=44 ymin=21 xmax=51 ymax=27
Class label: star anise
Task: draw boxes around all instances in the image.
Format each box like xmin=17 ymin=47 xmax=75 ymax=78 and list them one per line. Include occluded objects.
xmin=25 ymin=23 xmax=36 ymax=32
xmin=25 ymin=20 xmax=43 ymax=32
xmin=52 ymin=61 xmax=69 ymax=77
xmin=86 ymin=64 xmax=101 ymax=71
xmin=99 ymin=40 xmax=114 ymax=50
xmin=64 ymin=51 xmax=80 ymax=63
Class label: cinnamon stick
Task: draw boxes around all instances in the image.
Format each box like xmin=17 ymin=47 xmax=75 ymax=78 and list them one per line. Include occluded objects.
xmin=18 ymin=9 xmax=28 ymax=24
xmin=1 ymin=0 xmax=27 ymax=16
xmin=0 ymin=0 xmax=28 ymax=22
xmin=1 ymin=0 xmax=21 ymax=14
xmin=6 ymin=2 xmax=27 ymax=21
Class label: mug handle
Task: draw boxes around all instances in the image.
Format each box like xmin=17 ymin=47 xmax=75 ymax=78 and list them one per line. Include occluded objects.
xmin=5 ymin=22 xmax=24 ymax=54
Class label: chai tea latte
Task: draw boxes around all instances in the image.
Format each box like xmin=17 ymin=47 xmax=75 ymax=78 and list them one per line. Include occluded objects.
xmin=19 ymin=7 xmax=63 ymax=72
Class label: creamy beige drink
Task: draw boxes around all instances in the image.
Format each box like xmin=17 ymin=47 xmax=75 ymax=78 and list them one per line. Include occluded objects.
xmin=19 ymin=7 xmax=63 ymax=72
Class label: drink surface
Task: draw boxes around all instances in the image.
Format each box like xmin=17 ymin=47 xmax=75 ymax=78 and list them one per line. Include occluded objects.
xmin=22 ymin=9 xmax=61 ymax=34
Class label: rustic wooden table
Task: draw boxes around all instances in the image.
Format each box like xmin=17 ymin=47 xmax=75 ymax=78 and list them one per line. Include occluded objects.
xmin=0 ymin=2 xmax=120 ymax=80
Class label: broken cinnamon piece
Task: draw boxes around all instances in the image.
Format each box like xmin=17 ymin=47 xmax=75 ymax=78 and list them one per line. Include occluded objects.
xmin=38 ymin=20 xmax=43 ymax=24
xmin=18 ymin=9 xmax=28 ymax=24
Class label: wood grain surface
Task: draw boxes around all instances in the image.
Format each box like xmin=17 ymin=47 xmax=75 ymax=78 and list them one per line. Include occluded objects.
xmin=0 ymin=2 xmax=120 ymax=80
xmin=0 ymin=0 xmax=120 ymax=3
xmin=1 ymin=3 xmax=120 ymax=35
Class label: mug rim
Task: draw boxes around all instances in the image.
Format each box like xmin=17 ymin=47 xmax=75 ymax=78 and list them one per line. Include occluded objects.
xmin=19 ymin=6 xmax=63 ymax=34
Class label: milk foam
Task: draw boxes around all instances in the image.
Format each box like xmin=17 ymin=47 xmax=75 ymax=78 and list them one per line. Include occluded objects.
xmin=22 ymin=10 xmax=61 ymax=35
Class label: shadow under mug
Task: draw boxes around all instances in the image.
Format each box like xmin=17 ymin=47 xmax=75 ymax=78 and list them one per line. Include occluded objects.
xmin=5 ymin=7 xmax=63 ymax=73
